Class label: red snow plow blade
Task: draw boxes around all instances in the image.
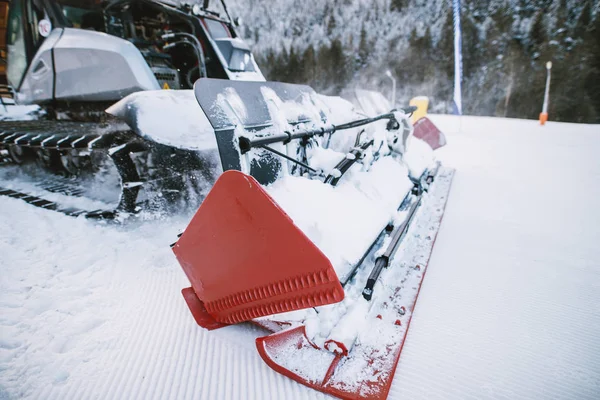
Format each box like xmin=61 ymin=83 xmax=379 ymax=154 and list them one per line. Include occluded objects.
xmin=172 ymin=170 xmax=344 ymax=328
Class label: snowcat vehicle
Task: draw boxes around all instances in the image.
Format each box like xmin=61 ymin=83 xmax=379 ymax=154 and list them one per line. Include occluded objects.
xmin=1 ymin=1 xmax=455 ymax=398
xmin=0 ymin=0 xmax=264 ymax=217
xmin=171 ymin=79 xmax=454 ymax=399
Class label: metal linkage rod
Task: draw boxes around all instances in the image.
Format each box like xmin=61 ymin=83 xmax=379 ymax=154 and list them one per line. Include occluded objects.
xmin=237 ymin=107 xmax=417 ymax=154
xmin=260 ymin=145 xmax=317 ymax=173
xmin=238 ymin=126 xmax=333 ymax=154
xmin=324 ymin=140 xmax=374 ymax=186
xmin=362 ymin=196 xmax=421 ymax=301
xmin=362 ymin=165 xmax=438 ymax=301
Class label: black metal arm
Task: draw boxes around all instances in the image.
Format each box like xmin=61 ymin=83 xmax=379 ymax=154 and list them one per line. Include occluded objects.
xmin=238 ymin=107 xmax=416 ymax=155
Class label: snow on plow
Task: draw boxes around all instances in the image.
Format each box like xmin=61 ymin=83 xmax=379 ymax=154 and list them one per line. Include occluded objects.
xmin=172 ymin=79 xmax=454 ymax=399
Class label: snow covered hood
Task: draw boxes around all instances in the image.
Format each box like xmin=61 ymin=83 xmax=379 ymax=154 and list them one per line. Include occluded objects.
xmin=106 ymin=90 xmax=218 ymax=152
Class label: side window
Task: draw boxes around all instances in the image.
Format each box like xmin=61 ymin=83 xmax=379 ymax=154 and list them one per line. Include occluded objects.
xmin=27 ymin=0 xmax=49 ymax=48
xmin=6 ymin=0 xmax=28 ymax=88
xmin=6 ymin=0 xmax=50 ymax=88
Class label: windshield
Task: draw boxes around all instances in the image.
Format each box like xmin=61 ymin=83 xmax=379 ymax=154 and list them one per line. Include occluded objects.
xmin=55 ymin=0 xmax=103 ymax=9
xmin=55 ymin=0 xmax=104 ymax=30
xmin=203 ymin=18 xmax=231 ymax=39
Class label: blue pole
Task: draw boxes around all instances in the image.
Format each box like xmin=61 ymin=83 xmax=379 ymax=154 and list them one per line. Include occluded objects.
xmin=452 ymin=0 xmax=463 ymax=115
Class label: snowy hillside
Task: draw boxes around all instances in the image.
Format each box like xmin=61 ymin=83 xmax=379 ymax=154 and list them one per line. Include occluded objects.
xmin=2 ymin=115 xmax=599 ymax=399
xmin=220 ymin=0 xmax=600 ymax=123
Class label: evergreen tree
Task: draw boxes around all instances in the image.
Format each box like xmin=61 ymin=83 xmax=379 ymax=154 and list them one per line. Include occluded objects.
xmin=418 ymin=27 xmax=434 ymax=80
xmin=261 ymin=49 xmax=277 ymax=80
xmin=491 ymin=1 xmax=513 ymax=34
xmin=421 ymin=27 xmax=432 ymax=50
xmin=358 ymin=24 xmax=369 ymax=67
xmin=553 ymin=0 xmax=569 ymax=51
xmin=373 ymin=2 xmax=380 ymax=21
xmin=583 ymin=14 xmax=600 ymax=122
xmin=437 ymin=9 xmax=454 ymax=79
xmin=316 ymin=42 xmax=331 ymax=90
xmin=268 ymin=44 xmax=290 ymax=82
xmin=408 ymin=28 xmax=418 ymax=46
xmin=501 ymin=39 xmax=528 ymax=118
xmin=327 ymin=15 xmax=336 ymax=36
xmin=556 ymin=0 xmax=568 ymax=28
xmin=287 ymin=46 xmax=301 ymax=83
xmin=254 ymin=29 xmax=260 ymax=44
xmin=329 ymin=39 xmax=348 ymax=92
xmin=461 ymin=15 xmax=479 ymax=79
xmin=529 ymin=12 xmax=547 ymax=57
xmin=574 ymin=0 xmax=592 ymax=38
xmin=301 ymin=46 xmax=316 ymax=84
xmin=390 ymin=0 xmax=408 ymax=13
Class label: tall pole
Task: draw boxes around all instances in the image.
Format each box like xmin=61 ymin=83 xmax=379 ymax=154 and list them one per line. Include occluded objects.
xmin=539 ymin=61 xmax=552 ymax=125
xmin=452 ymin=0 xmax=463 ymax=115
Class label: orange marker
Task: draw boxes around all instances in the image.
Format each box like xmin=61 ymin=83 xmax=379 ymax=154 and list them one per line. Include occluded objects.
xmin=540 ymin=61 xmax=552 ymax=125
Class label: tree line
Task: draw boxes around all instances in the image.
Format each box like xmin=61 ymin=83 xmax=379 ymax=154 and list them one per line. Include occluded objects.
xmin=254 ymin=0 xmax=600 ymax=123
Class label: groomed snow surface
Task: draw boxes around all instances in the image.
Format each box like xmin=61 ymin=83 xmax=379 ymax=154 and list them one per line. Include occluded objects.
xmin=1 ymin=115 xmax=600 ymax=399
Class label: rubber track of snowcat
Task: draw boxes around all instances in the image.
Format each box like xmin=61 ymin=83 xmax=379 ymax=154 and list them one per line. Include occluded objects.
xmin=0 ymin=187 xmax=116 ymax=219
xmin=0 ymin=120 xmax=144 ymax=216
xmin=0 ymin=120 xmax=129 ymax=150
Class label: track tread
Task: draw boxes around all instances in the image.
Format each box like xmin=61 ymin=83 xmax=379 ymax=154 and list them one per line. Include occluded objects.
xmin=0 ymin=187 xmax=116 ymax=219
xmin=0 ymin=121 xmax=130 ymax=150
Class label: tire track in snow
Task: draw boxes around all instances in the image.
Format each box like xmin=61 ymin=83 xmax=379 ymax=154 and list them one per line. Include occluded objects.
xmin=52 ymin=228 xmax=158 ymax=400
xmin=164 ymin=308 xmax=194 ymax=400
xmin=104 ymin=268 xmax=175 ymax=399
xmin=125 ymin=271 xmax=179 ymax=399
xmin=180 ymin=324 xmax=202 ymax=400
xmin=149 ymin=275 xmax=196 ymax=399
xmin=31 ymin=229 xmax=324 ymax=400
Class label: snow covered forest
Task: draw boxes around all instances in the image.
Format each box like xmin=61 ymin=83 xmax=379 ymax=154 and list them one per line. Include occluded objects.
xmin=224 ymin=0 xmax=600 ymax=123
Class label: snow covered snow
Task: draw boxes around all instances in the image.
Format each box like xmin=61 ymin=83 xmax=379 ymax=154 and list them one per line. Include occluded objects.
xmin=1 ymin=115 xmax=600 ymax=399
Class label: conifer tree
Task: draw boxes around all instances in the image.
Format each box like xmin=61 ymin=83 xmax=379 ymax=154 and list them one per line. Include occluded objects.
xmin=287 ymin=46 xmax=301 ymax=83
xmin=316 ymin=42 xmax=331 ymax=90
xmin=583 ymin=13 xmax=600 ymax=122
xmin=530 ymin=12 xmax=547 ymax=56
xmin=437 ymin=9 xmax=454 ymax=79
xmin=390 ymin=0 xmax=408 ymax=13
xmin=574 ymin=0 xmax=592 ymax=39
xmin=301 ymin=46 xmax=316 ymax=84
xmin=327 ymin=15 xmax=336 ymax=36
xmin=330 ymin=39 xmax=346 ymax=83
xmin=358 ymin=24 xmax=369 ymax=67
